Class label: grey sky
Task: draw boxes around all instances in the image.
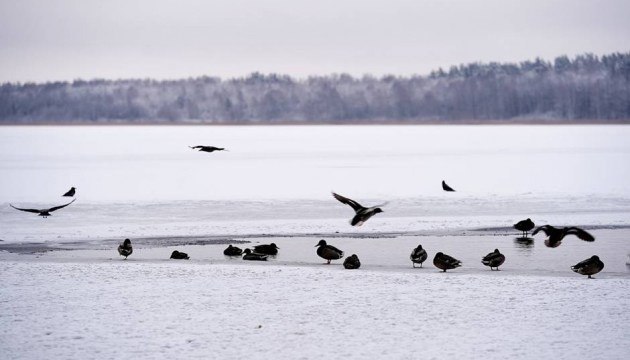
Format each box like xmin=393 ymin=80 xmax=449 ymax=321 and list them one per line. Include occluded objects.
xmin=1 ymin=0 xmax=629 ymax=83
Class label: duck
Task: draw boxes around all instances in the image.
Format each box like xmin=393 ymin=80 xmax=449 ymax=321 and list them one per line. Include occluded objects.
xmin=410 ymin=244 xmax=428 ymax=268
xmin=253 ymin=243 xmax=279 ymax=256
xmin=62 ymin=187 xmax=76 ymax=197
xmin=481 ymin=249 xmax=506 ymax=270
xmin=433 ymin=252 xmax=462 ymax=272
xmin=10 ymin=199 xmax=76 ymax=218
xmin=223 ymin=245 xmax=243 ymax=257
xmin=513 ymin=218 xmax=535 ymax=237
xmin=117 ymin=238 xmax=133 ymax=259
xmin=315 ymin=239 xmax=344 ymax=264
xmin=332 ymin=192 xmax=386 ymax=226
xmin=571 ymin=255 xmax=604 ymax=279
xmin=343 ymin=254 xmax=361 ymax=269
xmin=532 ymin=225 xmax=595 ymax=248
xmin=242 ymin=248 xmax=268 ymax=261
xmin=442 ymin=180 xmax=455 ymax=192
xmin=170 ymin=250 xmax=190 ymax=260
xmin=189 ymin=145 xmax=226 ymax=153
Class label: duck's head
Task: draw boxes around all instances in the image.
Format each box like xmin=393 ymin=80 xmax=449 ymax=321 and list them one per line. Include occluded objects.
xmin=416 ymin=244 xmax=423 ymax=250
xmin=374 ymin=208 xmax=383 ymax=214
xmin=591 ymin=255 xmax=600 ymax=261
xmin=435 ymin=252 xmax=444 ymax=257
xmin=270 ymin=243 xmax=279 ymax=249
xmin=123 ymin=238 xmax=131 ymax=246
xmin=494 ymin=249 xmax=500 ymax=253
xmin=243 ymin=248 xmax=252 ymax=255
xmin=315 ymin=239 xmax=327 ymax=247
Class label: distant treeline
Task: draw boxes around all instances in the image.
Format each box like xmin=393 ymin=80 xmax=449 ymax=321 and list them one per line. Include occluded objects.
xmin=1 ymin=52 xmax=629 ymax=123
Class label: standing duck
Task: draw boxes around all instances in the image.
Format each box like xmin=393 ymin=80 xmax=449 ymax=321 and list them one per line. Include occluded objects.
xmin=223 ymin=245 xmax=243 ymax=257
xmin=433 ymin=252 xmax=462 ymax=272
xmin=571 ymin=255 xmax=604 ymax=279
xmin=481 ymin=249 xmax=506 ymax=270
xmin=532 ymin=225 xmax=595 ymax=248
xmin=253 ymin=243 xmax=279 ymax=256
xmin=242 ymin=248 xmax=268 ymax=261
xmin=117 ymin=238 xmax=133 ymax=259
xmin=513 ymin=218 xmax=535 ymax=237
xmin=410 ymin=244 xmax=428 ymax=268
xmin=343 ymin=254 xmax=361 ymax=269
xmin=315 ymin=239 xmax=344 ymax=264
xmin=170 ymin=250 xmax=190 ymax=260
xmin=332 ymin=192 xmax=386 ymax=226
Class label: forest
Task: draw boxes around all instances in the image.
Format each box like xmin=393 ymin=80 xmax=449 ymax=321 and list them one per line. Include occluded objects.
xmin=1 ymin=52 xmax=629 ymax=123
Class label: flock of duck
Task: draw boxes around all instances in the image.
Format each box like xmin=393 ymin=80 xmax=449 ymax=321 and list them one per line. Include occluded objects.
xmin=9 ymin=147 xmax=605 ymax=279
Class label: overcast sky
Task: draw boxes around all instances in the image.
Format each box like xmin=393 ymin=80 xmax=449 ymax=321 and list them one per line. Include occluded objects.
xmin=1 ymin=0 xmax=629 ymax=83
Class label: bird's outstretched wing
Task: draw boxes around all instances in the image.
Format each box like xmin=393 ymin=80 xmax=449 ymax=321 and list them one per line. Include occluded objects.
xmin=10 ymin=204 xmax=42 ymax=214
xmin=48 ymin=199 xmax=76 ymax=212
xmin=189 ymin=145 xmax=204 ymax=149
xmin=532 ymin=225 xmax=553 ymax=236
xmin=332 ymin=192 xmax=363 ymax=211
xmin=566 ymin=227 xmax=595 ymax=242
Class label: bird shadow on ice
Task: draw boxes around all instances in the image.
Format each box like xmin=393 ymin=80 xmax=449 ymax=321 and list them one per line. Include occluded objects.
xmin=513 ymin=237 xmax=534 ymax=252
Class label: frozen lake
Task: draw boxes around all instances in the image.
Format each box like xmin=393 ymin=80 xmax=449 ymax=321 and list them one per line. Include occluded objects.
xmin=2 ymin=125 xmax=630 ymax=359
xmin=1 ymin=125 xmax=630 ymax=243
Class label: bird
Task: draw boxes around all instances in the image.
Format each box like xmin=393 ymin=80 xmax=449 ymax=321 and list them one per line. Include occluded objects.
xmin=532 ymin=225 xmax=595 ymax=248
xmin=343 ymin=254 xmax=361 ymax=269
xmin=189 ymin=145 xmax=226 ymax=153
xmin=410 ymin=244 xmax=428 ymax=268
xmin=571 ymin=255 xmax=604 ymax=279
xmin=117 ymin=238 xmax=133 ymax=259
xmin=332 ymin=192 xmax=385 ymax=226
xmin=223 ymin=245 xmax=243 ymax=257
xmin=315 ymin=239 xmax=344 ymax=264
xmin=62 ymin=187 xmax=76 ymax=197
xmin=170 ymin=250 xmax=190 ymax=260
xmin=10 ymin=199 xmax=76 ymax=218
xmin=253 ymin=243 xmax=279 ymax=256
xmin=242 ymin=248 xmax=268 ymax=261
xmin=433 ymin=252 xmax=462 ymax=272
xmin=442 ymin=180 xmax=455 ymax=192
xmin=481 ymin=249 xmax=506 ymax=270
xmin=514 ymin=218 xmax=535 ymax=237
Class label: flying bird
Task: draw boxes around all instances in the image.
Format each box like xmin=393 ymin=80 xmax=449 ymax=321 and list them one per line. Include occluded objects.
xmin=253 ymin=243 xmax=279 ymax=256
xmin=242 ymin=248 xmax=268 ymax=261
xmin=571 ymin=255 xmax=604 ymax=279
xmin=442 ymin=180 xmax=455 ymax=192
xmin=410 ymin=244 xmax=428 ymax=268
xmin=481 ymin=249 xmax=506 ymax=270
xmin=315 ymin=239 xmax=344 ymax=264
xmin=332 ymin=192 xmax=385 ymax=226
xmin=223 ymin=245 xmax=243 ymax=257
xmin=514 ymin=218 xmax=535 ymax=237
xmin=433 ymin=252 xmax=462 ymax=272
xmin=532 ymin=225 xmax=595 ymax=248
xmin=343 ymin=254 xmax=361 ymax=269
xmin=117 ymin=239 xmax=133 ymax=259
xmin=189 ymin=145 xmax=226 ymax=153
xmin=62 ymin=187 xmax=76 ymax=197
xmin=170 ymin=250 xmax=190 ymax=260
xmin=10 ymin=199 xmax=76 ymax=218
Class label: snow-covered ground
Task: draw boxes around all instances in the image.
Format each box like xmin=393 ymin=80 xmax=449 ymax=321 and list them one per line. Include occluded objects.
xmin=1 ymin=125 xmax=630 ymax=359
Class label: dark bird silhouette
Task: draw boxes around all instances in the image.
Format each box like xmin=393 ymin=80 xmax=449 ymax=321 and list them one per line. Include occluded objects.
xmin=242 ymin=248 xmax=268 ymax=261
xmin=514 ymin=218 xmax=535 ymax=237
xmin=332 ymin=192 xmax=385 ymax=226
xmin=571 ymin=255 xmax=604 ymax=279
xmin=482 ymin=249 xmax=506 ymax=270
xmin=410 ymin=244 xmax=428 ymax=268
xmin=170 ymin=250 xmax=190 ymax=260
xmin=62 ymin=187 xmax=76 ymax=197
xmin=117 ymin=238 xmax=133 ymax=259
xmin=532 ymin=225 xmax=595 ymax=248
xmin=433 ymin=252 xmax=462 ymax=272
xmin=315 ymin=239 xmax=344 ymax=264
xmin=253 ymin=243 xmax=279 ymax=256
xmin=442 ymin=180 xmax=455 ymax=192
xmin=343 ymin=254 xmax=361 ymax=269
xmin=223 ymin=245 xmax=243 ymax=257
xmin=189 ymin=145 xmax=226 ymax=153
xmin=10 ymin=199 xmax=76 ymax=218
